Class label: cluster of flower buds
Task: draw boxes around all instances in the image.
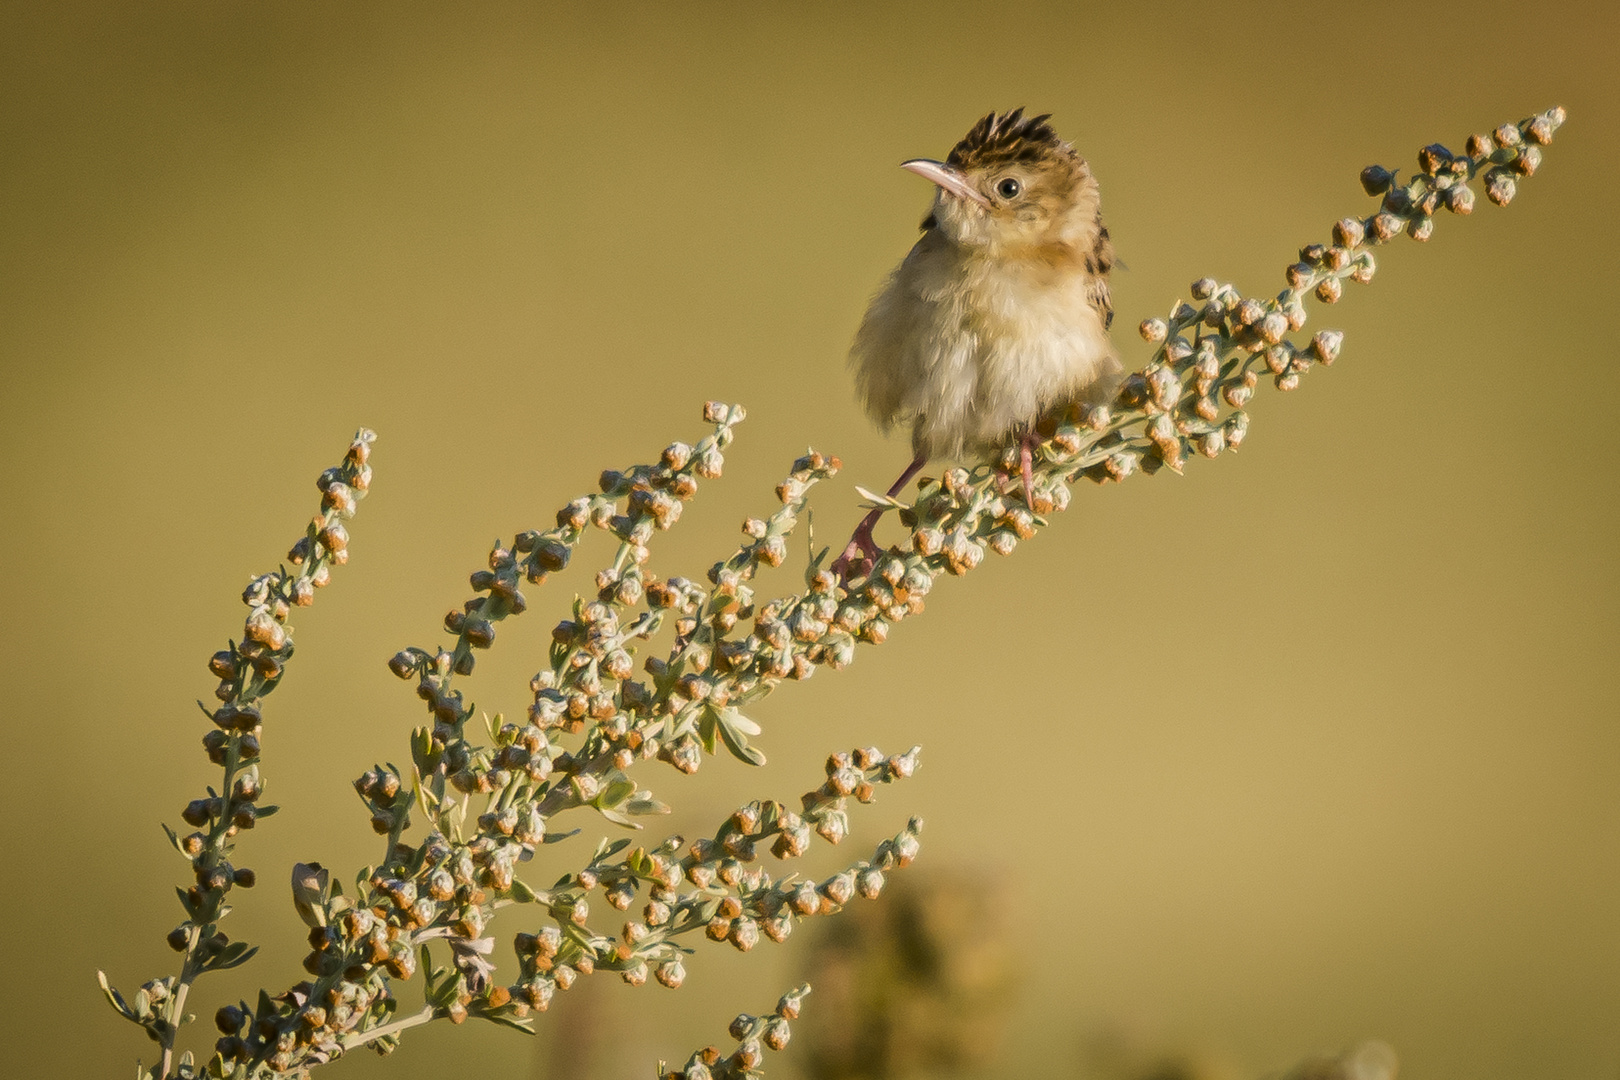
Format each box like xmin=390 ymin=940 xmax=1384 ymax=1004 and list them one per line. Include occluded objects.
xmin=501 ymin=759 xmax=920 ymax=1021
xmin=211 ymin=969 xmax=397 ymax=1073
xmin=219 ymin=838 xmax=541 ymax=1074
xmin=212 ymin=409 xmax=925 ymax=1071
xmin=1089 ymin=108 xmax=1563 ymax=487
xmin=110 ymin=109 xmax=1565 ymax=1080
xmin=99 ymin=431 xmax=375 ymax=1070
xmin=381 ymin=406 xmax=747 ymax=845
xmin=257 ymin=414 xmax=799 ymax=1070
xmin=658 ymin=985 xmax=811 ymax=1080
xmin=97 ymin=973 xmax=182 ymax=1046
xmin=373 ymin=409 xmax=901 ymax=971
xmin=407 ymin=402 xmax=737 ymax=665
xmin=214 ymin=742 xmax=913 ymax=1069
xmin=353 ymin=765 xmax=411 ymax=838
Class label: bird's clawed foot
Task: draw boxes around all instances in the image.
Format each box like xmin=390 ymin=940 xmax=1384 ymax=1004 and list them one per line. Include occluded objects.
xmin=831 ymin=508 xmax=885 ymax=581
xmin=1018 ymin=430 xmax=1039 ymax=509
xmin=833 ymin=454 xmax=927 ymax=582
xmin=992 ymin=431 xmax=1044 ymax=509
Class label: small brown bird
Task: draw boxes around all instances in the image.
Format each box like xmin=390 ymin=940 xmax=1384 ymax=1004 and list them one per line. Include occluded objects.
xmin=838 ymin=109 xmax=1121 ymax=573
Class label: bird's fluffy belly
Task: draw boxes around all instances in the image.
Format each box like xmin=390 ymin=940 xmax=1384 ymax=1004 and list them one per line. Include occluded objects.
xmin=899 ymin=270 xmax=1117 ymax=459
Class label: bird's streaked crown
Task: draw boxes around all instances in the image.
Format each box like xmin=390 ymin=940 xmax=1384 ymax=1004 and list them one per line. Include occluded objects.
xmin=945 ymin=108 xmax=1073 ymax=172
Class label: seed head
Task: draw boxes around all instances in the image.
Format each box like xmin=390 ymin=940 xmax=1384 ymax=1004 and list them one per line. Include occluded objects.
xmin=1368 ymin=213 xmax=1401 ymax=243
xmin=763 ymin=1017 xmax=792 ymax=1051
xmin=1417 ymin=143 xmax=1453 ymax=176
xmin=1512 ymin=145 xmax=1542 ymax=177
xmin=1359 ymin=164 xmax=1393 ymax=195
xmin=1332 ymin=217 xmax=1365 ymax=248
xmin=1485 ymin=169 xmax=1517 ymax=206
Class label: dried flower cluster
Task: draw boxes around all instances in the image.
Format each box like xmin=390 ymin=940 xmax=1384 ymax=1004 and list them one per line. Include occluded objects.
xmin=658 ymin=985 xmax=812 ymax=1080
xmin=1115 ymin=106 xmax=1565 ymax=483
xmin=99 ymin=430 xmax=375 ymax=1080
xmin=99 ymin=106 xmax=1562 ymax=1080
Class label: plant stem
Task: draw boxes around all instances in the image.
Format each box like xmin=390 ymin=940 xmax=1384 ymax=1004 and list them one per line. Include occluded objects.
xmin=339 ymin=1005 xmax=437 ymax=1052
xmin=160 ymin=738 xmax=244 ymax=1078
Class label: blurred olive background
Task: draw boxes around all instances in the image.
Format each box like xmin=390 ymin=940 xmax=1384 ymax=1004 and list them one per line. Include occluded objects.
xmin=2 ymin=1 xmax=1616 ymax=1077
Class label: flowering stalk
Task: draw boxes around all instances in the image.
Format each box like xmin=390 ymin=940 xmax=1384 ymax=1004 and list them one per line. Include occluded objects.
xmin=658 ymin=985 xmax=812 ymax=1080
xmin=100 ymin=106 xmax=1563 ymax=1080
xmin=97 ymin=430 xmax=375 ymax=1080
xmin=1112 ymin=106 xmax=1568 ymax=481
xmin=187 ymin=408 xmax=924 ymax=1078
xmin=838 ymin=108 xmax=1566 ymax=589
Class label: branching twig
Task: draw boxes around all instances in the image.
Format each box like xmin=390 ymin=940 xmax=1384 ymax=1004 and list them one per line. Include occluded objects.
xmin=98 ymin=430 xmax=375 ymax=1080
xmin=658 ymin=985 xmax=811 ymax=1080
xmin=100 ymin=106 xmax=1565 ymax=1080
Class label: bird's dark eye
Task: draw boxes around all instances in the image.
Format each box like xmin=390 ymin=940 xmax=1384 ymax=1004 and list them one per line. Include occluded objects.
xmin=996 ymin=177 xmax=1022 ymax=199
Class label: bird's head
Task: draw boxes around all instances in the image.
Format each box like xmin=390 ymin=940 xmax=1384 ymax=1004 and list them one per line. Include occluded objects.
xmin=903 ymin=109 xmax=1103 ymax=256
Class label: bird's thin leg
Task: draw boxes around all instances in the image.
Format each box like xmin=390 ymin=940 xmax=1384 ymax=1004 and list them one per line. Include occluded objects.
xmin=1018 ymin=430 xmax=1038 ymax=508
xmin=882 ymin=455 xmax=928 ymax=501
xmin=832 ymin=454 xmax=927 ymax=579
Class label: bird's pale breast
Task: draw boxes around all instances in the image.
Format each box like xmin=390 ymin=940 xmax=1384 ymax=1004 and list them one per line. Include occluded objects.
xmin=851 ymin=236 xmax=1120 ymax=460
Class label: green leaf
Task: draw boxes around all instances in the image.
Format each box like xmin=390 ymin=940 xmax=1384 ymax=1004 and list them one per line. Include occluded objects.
xmin=697 ymin=704 xmax=720 ymax=755
xmin=723 ymin=709 xmax=761 ymax=736
xmin=623 ymin=792 xmax=671 ymax=816
xmin=420 ymin=768 xmax=445 ymax=814
xmin=507 ymin=878 xmax=540 ymax=904
xmin=97 ymin=971 xmax=136 ymax=1020
xmin=853 ymin=485 xmax=910 ymax=511
xmin=627 ymin=847 xmax=654 ymax=876
xmin=597 ymin=808 xmax=641 ymax=828
xmin=291 ymin=862 xmax=329 ymax=928
xmin=445 ymin=793 xmax=468 ymax=833
xmin=202 ymin=943 xmax=259 ymax=973
xmin=161 ymin=824 xmax=189 ymax=859
xmin=421 ymin=946 xmax=442 ymax=993
xmin=594 ymin=773 xmax=636 ymax=810
xmin=757 ymin=800 xmax=784 ymax=828
xmin=715 ymin=708 xmax=767 ymax=766
xmin=431 ymin=978 xmax=461 ymax=1011
xmin=410 ymin=726 xmax=443 ymax=777
xmin=478 ymin=1011 xmax=536 ymax=1034
xmin=253 ymin=804 xmax=279 ymax=819
xmin=804 ymin=541 xmax=832 ymax=587
xmin=592 ymin=837 xmax=632 ymax=862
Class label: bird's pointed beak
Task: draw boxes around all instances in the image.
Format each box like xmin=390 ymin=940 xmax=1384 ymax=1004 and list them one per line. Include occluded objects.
xmin=901 ymin=159 xmax=990 ymax=207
